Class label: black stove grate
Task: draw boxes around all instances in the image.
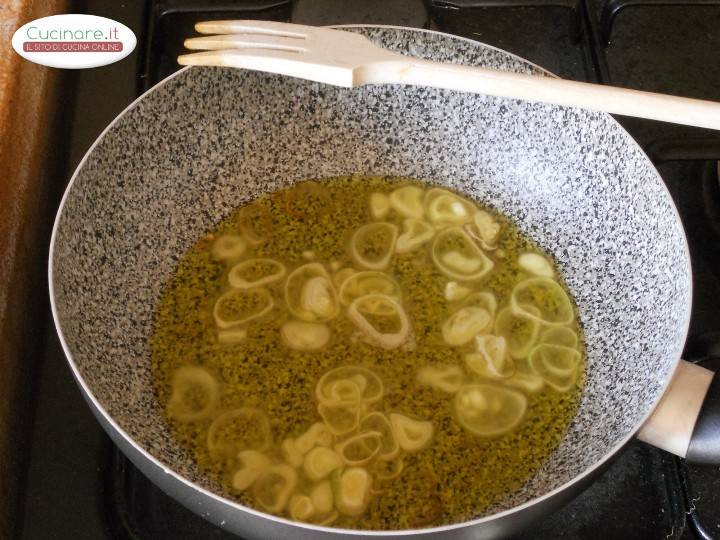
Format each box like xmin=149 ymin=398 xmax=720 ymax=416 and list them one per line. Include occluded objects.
xmin=429 ymin=0 xmax=598 ymax=82
xmin=140 ymin=0 xmax=294 ymax=90
xmin=677 ymin=356 xmax=720 ymax=540
xmin=586 ymin=0 xmax=720 ymax=144
xmin=597 ymin=0 xmax=720 ymax=48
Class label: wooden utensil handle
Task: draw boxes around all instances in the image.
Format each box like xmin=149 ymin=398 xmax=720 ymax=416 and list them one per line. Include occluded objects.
xmin=360 ymin=58 xmax=720 ymax=130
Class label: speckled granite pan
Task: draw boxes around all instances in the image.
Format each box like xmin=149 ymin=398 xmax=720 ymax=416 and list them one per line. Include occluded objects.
xmin=49 ymin=26 xmax=691 ymax=540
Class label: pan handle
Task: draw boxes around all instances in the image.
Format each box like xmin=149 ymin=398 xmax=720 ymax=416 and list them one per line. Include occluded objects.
xmin=637 ymin=360 xmax=720 ymax=465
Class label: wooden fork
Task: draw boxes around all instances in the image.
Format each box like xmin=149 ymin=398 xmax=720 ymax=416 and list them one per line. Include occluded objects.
xmin=178 ymin=20 xmax=720 ymax=131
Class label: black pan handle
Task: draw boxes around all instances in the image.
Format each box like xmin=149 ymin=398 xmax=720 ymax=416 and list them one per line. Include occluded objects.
xmin=638 ymin=360 xmax=719 ymax=465
xmin=686 ymin=372 xmax=720 ymax=465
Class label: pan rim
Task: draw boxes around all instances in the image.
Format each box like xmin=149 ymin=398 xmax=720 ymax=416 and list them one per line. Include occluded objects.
xmin=47 ymin=23 xmax=692 ymax=537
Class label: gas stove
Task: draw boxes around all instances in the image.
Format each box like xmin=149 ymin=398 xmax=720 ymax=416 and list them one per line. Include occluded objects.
xmin=19 ymin=1 xmax=720 ymax=538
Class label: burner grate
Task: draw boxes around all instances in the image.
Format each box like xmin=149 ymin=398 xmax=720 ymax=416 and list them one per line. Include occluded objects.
xmin=140 ymin=0 xmax=294 ymax=89
xmin=428 ymin=0 xmax=597 ymax=81
xmin=676 ymin=356 xmax=720 ymax=539
xmin=598 ymin=0 xmax=720 ymax=46
xmin=585 ymin=0 xmax=720 ymax=144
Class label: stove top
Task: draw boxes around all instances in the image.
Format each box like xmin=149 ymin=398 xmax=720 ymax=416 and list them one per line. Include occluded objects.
xmin=20 ymin=0 xmax=720 ymax=538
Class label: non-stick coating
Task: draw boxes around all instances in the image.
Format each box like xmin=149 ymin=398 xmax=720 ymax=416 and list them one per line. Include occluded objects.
xmin=50 ymin=26 xmax=690 ymax=533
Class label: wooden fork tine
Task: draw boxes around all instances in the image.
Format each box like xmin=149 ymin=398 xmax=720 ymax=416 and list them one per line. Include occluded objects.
xmin=178 ymin=48 xmax=304 ymax=67
xmin=177 ymin=48 xmax=356 ymax=87
xmin=184 ymin=34 xmax=307 ymax=52
xmin=194 ymin=20 xmax=308 ymax=38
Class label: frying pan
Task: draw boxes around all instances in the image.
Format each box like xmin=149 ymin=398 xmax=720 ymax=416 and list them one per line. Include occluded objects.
xmin=49 ymin=26 xmax=720 ymax=539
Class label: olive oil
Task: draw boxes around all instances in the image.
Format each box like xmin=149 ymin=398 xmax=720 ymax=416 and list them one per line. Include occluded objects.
xmin=150 ymin=176 xmax=585 ymax=529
